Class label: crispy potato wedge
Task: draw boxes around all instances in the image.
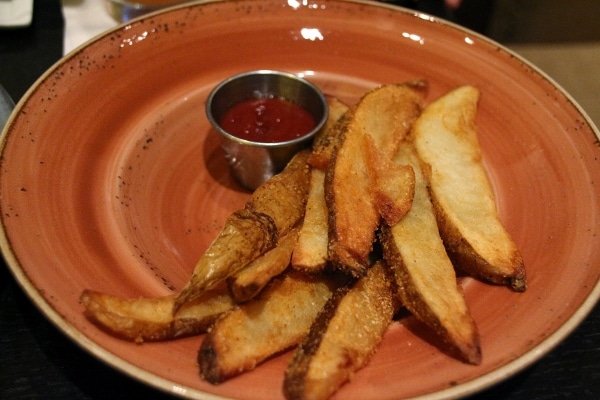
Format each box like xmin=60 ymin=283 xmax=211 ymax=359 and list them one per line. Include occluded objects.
xmin=227 ymin=227 xmax=299 ymax=303
xmin=291 ymin=168 xmax=329 ymax=273
xmin=308 ymin=97 xmax=350 ymax=170
xmin=412 ymin=86 xmax=526 ymax=291
xmin=199 ymin=270 xmax=346 ymax=383
xmin=326 ymin=82 xmax=426 ymax=276
xmin=365 ymin=135 xmax=415 ymax=226
xmin=325 ymin=123 xmax=373 ymax=276
xmin=356 ymin=80 xmax=428 ymax=160
xmin=283 ymin=261 xmax=397 ymax=400
xmin=173 ymin=208 xmax=277 ymax=310
xmin=291 ymin=99 xmax=350 ymax=274
xmin=380 ymin=143 xmax=481 ymax=364
xmin=174 ymin=150 xmax=311 ymax=310
xmin=245 ymin=150 xmax=311 ymax=236
xmin=81 ymin=286 xmax=234 ymax=343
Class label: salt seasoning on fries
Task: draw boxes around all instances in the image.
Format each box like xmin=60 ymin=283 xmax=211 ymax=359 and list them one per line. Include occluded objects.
xmin=81 ymin=82 xmax=526 ymax=400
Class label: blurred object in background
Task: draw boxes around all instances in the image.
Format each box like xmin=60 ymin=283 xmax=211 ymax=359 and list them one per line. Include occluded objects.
xmin=486 ymin=0 xmax=600 ymax=43
xmin=383 ymin=0 xmax=496 ymax=35
xmin=103 ymin=0 xmax=191 ymax=22
xmin=386 ymin=0 xmax=600 ymax=43
xmin=0 ymin=0 xmax=63 ymax=102
xmin=0 ymin=84 xmax=15 ymax=128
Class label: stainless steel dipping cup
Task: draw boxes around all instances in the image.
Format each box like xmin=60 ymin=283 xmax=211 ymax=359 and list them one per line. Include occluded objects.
xmin=206 ymin=70 xmax=328 ymax=190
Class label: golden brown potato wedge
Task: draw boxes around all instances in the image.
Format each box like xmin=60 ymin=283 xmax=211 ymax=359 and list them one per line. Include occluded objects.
xmin=308 ymin=97 xmax=350 ymax=170
xmin=379 ymin=143 xmax=481 ymax=364
xmin=244 ymin=150 xmax=311 ymax=237
xmin=283 ymin=261 xmax=397 ymax=400
xmin=173 ymin=208 xmax=277 ymax=311
xmin=365 ymin=135 xmax=415 ymax=226
xmin=81 ymin=286 xmax=234 ymax=343
xmin=291 ymin=168 xmax=329 ymax=273
xmin=325 ymin=120 xmax=373 ymax=276
xmin=199 ymin=270 xmax=346 ymax=384
xmin=325 ymin=82 xmax=426 ymax=276
xmin=227 ymin=227 xmax=299 ymax=302
xmin=412 ymin=86 xmax=526 ymax=291
xmin=354 ymin=80 xmax=427 ymax=160
xmin=174 ymin=150 xmax=311 ymax=311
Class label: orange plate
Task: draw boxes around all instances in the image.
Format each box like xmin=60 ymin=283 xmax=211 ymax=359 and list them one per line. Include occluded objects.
xmin=1 ymin=1 xmax=599 ymax=399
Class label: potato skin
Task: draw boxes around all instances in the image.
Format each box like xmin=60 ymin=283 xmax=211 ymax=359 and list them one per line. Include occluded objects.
xmin=175 ymin=150 xmax=312 ymax=310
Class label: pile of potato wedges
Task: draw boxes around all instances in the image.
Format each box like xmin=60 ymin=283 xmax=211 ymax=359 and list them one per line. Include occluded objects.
xmin=81 ymin=80 xmax=526 ymax=400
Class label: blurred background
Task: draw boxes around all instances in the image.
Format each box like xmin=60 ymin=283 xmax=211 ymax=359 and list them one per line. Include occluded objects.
xmin=405 ymin=0 xmax=600 ymax=125
xmin=392 ymin=0 xmax=600 ymax=43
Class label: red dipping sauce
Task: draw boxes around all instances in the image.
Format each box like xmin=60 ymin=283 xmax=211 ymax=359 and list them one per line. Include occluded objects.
xmin=220 ymin=97 xmax=316 ymax=143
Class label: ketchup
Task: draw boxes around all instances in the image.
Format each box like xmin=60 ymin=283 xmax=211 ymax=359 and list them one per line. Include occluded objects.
xmin=220 ymin=97 xmax=316 ymax=143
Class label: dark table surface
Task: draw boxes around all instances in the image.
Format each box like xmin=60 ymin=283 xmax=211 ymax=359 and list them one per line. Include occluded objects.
xmin=0 ymin=1 xmax=599 ymax=399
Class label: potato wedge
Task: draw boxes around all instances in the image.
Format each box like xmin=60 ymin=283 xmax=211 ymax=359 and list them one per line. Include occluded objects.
xmin=326 ymin=82 xmax=426 ymax=276
xmin=227 ymin=227 xmax=299 ymax=303
xmin=379 ymin=142 xmax=481 ymax=364
xmin=199 ymin=270 xmax=346 ymax=383
xmin=244 ymin=150 xmax=311 ymax=237
xmin=354 ymin=80 xmax=428 ymax=160
xmin=412 ymin=86 xmax=526 ymax=291
xmin=174 ymin=150 xmax=311 ymax=311
xmin=325 ymin=124 xmax=372 ymax=276
xmin=81 ymin=286 xmax=234 ymax=343
xmin=283 ymin=261 xmax=397 ymax=400
xmin=365 ymin=135 xmax=415 ymax=226
xmin=173 ymin=208 xmax=277 ymax=310
xmin=291 ymin=168 xmax=329 ymax=273
xmin=308 ymin=97 xmax=350 ymax=170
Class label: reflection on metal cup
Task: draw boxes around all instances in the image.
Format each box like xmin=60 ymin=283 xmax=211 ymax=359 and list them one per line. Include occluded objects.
xmin=206 ymin=70 xmax=329 ymax=190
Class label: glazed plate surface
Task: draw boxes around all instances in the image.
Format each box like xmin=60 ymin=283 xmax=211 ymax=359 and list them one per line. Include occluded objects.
xmin=1 ymin=0 xmax=599 ymax=399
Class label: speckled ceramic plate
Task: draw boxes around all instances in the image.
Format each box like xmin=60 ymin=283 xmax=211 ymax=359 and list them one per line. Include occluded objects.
xmin=1 ymin=1 xmax=599 ymax=399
